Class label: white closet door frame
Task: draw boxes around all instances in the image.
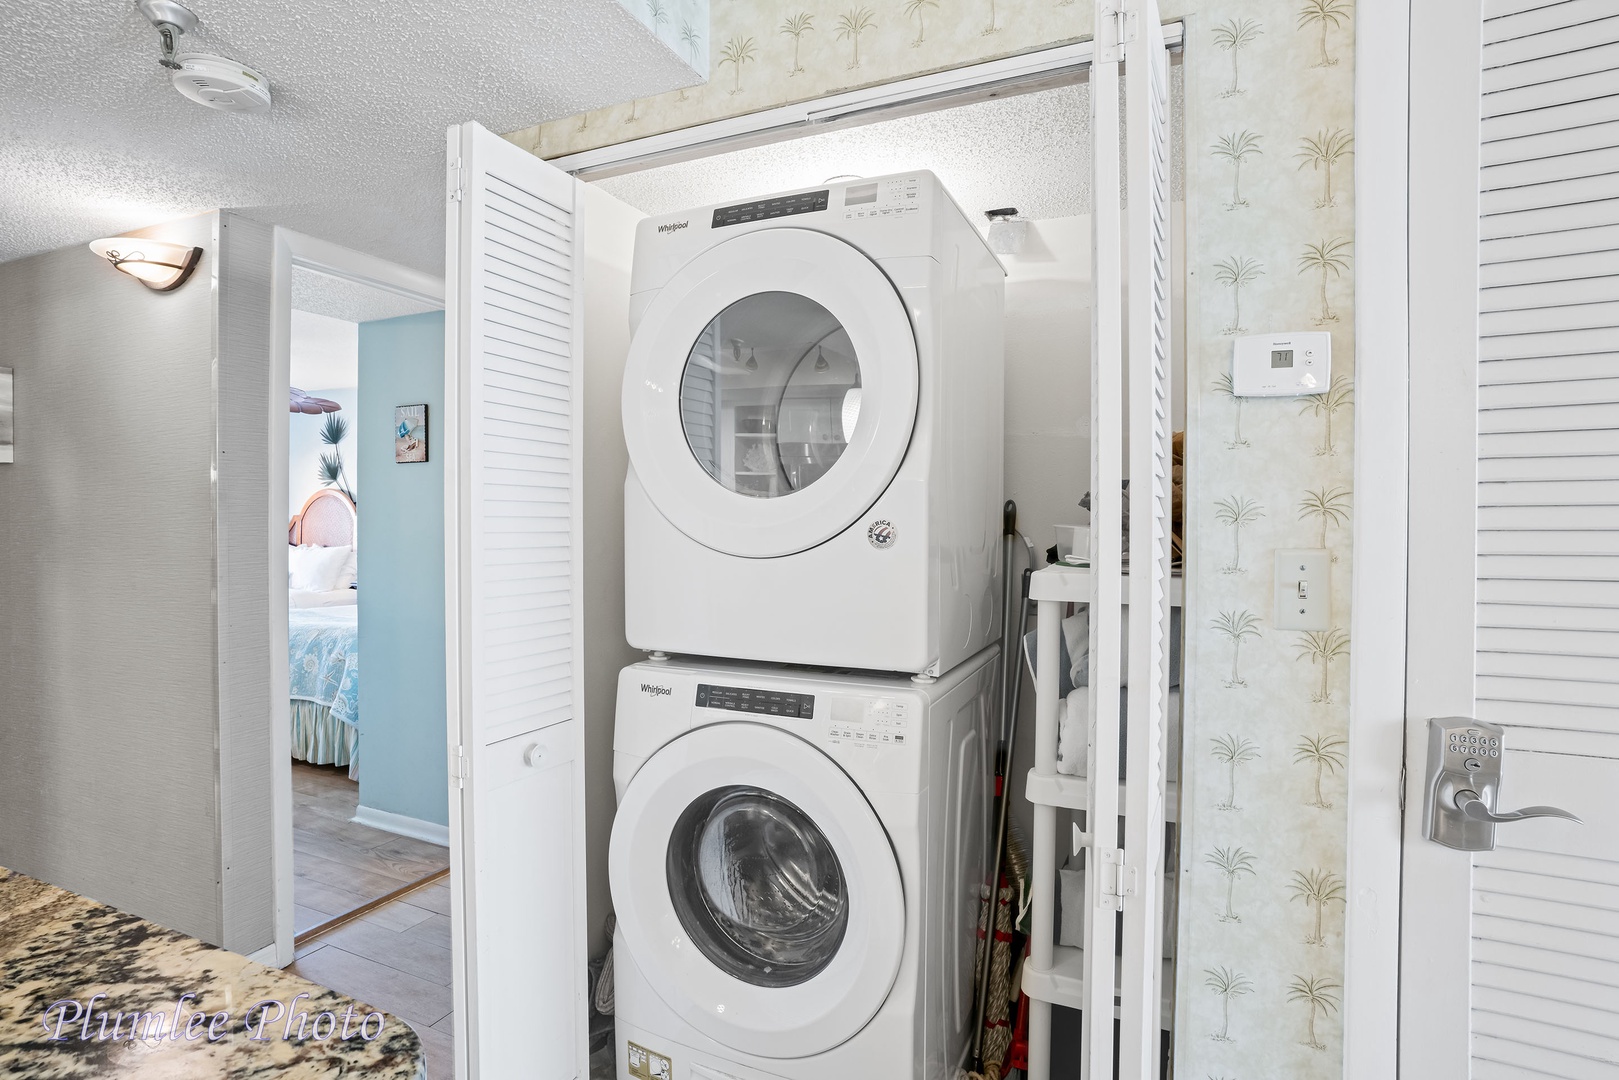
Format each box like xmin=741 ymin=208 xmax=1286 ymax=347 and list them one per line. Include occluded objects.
xmin=444 ymin=120 xmax=590 ymax=1080
xmin=1398 ymin=7 xmax=1485 ymax=1075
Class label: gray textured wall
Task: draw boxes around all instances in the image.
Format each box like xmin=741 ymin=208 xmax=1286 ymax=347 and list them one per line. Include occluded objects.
xmin=215 ymin=214 xmax=276 ymax=953
xmin=0 ymin=214 xmax=227 ymax=942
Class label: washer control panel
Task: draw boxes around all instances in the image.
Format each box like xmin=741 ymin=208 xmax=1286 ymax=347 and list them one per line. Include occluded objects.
xmin=694 ymin=683 xmax=815 ymax=719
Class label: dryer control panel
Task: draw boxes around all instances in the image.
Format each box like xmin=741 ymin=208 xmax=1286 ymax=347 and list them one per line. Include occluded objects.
xmin=711 ymin=189 xmax=829 ymax=229
xmin=842 ymin=175 xmax=922 ymax=221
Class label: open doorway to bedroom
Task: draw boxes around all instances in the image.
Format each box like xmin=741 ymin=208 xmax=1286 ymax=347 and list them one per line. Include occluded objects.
xmin=283 ymin=266 xmax=451 ymax=946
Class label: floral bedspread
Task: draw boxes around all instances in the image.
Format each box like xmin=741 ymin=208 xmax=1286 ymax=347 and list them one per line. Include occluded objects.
xmin=289 ymin=607 xmax=359 ymax=726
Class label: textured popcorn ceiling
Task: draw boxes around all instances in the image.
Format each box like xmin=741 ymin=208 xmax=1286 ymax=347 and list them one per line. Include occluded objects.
xmin=0 ymin=1 xmax=701 ymax=273
xmin=593 ymin=66 xmax=1183 ymax=221
xmin=290 ymin=310 xmax=358 ymax=390
xmin=292 ymin=266 xmax=440 ymax=324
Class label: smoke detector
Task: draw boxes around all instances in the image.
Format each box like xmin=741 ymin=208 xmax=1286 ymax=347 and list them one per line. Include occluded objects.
xmin=136 ymin=0 xmax=271 ymax=114
xmin=170 ymin=54 xmax=272 ymax=112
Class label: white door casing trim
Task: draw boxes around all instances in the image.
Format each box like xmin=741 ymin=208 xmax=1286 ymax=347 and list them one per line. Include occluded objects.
xmin=1397 ymin=3 xmax=1485 ymax=1077
xmin=1343 ymin=0 xmax=1411 ymax=1074
xmin=266 ymin=228 xmax=444 ymax=968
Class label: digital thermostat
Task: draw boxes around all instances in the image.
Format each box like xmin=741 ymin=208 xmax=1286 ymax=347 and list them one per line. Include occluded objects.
xmin=1231 ymin=332 xmax=1331 ymax=396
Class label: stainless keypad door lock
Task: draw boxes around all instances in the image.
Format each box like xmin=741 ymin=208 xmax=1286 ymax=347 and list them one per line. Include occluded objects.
xmin=1423 ymin=718 xmax=1582 ymax=851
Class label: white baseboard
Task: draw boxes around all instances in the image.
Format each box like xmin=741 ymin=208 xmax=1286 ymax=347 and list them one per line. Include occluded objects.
xmin=352 ymin=805 xmax=450 ymax=847
xmin=245 ymin=942 xmax=283 ymax=967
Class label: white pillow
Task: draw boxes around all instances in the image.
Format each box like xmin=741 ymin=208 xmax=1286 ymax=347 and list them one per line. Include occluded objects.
xmin=288 ymin=545 xmax=352 ymax=592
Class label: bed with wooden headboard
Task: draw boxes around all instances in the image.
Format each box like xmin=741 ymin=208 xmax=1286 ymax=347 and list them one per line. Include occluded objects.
xmin=288 ymin=488 xmax=361 ymax=778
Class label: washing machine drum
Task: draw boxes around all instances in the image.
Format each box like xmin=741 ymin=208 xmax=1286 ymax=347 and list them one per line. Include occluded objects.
xmin=609 ymin=723 xmax=906 ymax=1058
xmin=622 ymin=229 xmax=920 ymax=559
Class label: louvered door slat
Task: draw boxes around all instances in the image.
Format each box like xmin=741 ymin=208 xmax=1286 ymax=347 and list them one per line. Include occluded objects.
xmin=1480 ymin=600 xmax=1619 ymax=632
xmin=1480 ymin=503 xmax=1619 ymax=529
xmin=1483 ymin=68 xmax=1619 ymax=118
xmin=1485 ymin=36 xmax=1619 ymax=89
xmin=1485 ymin=0 xmax=1619 ymax=43
xmin=1483 ymin=96 xmax=1619 ymax=144
xmin=1480 ymin=378 xmax=1619 ymax=409
xmin=1480 ymin=297 xmax=1619 ymax=335
xmin=1481 ymin=196 xmax=1619 ymax=241
xmin=1481 ymin=222 xmax=1619 ymax=266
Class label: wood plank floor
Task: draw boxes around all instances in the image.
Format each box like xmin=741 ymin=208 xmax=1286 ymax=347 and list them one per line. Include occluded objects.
xmin=293 ymin=761 xmax=451 ymax=936
xmin=292 ymin=874 xmax=617 ymax=1080
xmin=292 ymin=879 xmax=457 ymax=1078
xmin=291 ymin=763 xmax=613 ymax=1079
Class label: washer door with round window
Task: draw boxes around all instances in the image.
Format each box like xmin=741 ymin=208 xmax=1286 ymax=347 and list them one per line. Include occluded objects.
xmin=622 ymin=228 xmax=920 ymax=559
xmin=609 ymin=723 xmax=906 ymax=1058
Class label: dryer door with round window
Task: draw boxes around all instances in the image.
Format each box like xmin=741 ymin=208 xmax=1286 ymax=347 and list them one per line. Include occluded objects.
xmin=622 ymin=228 xmax=919 ymax=559
xmin=608 ymin=723 xmax=905 ymax=1058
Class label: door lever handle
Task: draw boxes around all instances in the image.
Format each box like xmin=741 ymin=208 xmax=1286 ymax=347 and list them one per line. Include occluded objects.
xmin=1455 ymin=789 xmax=1582 ymax=826
xmin=1424 ymin=718 xmax=1584 ymax=850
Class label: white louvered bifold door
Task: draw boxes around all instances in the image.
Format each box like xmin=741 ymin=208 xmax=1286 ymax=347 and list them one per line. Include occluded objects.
xmin=444 ymin=120 xmax=588 ymax=1080
xmin=1119 ymin=2 xmax=1174 ymax=1077
xmin=1402 ymin=3 xmax=1619 ymax=1077
xmin=1473 ymin=2 xmax=1619 ymax=1075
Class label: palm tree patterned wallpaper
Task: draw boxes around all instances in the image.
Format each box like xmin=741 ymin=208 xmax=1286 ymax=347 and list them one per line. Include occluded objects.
xmin=612 ymin=0 xmax=710 ymax=81
xmin=511 ymin=2 xmax=1357 ymax=1077
xmin=1177 ymin=0 xmax=1355 ymax=1076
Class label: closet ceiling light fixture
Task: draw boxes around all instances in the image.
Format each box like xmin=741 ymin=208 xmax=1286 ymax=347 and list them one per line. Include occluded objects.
xmin=984 ymin=207 xmax=1028 ymax=256
xmin=87 ymin=237 xmax=203 ymax=291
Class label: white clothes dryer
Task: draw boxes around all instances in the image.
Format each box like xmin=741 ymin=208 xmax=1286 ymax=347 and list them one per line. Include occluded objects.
xmin=608 ymin=648 xmax=997 ymax=1080
xmin=621 ymin=172 xmax=1005 ymax=676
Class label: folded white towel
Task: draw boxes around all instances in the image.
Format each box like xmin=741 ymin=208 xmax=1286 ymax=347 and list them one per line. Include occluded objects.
xmin=1056 ymin=687 xmax=1089 ymax=776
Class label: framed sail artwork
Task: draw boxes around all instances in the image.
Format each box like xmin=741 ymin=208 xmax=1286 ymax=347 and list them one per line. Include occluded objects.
xmin=396 ymin=403 xmax=428 ymax=463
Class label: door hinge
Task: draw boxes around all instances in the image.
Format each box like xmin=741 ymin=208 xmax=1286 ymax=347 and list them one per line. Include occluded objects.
xmin=1097 ymin=847 xmax=1138 ymax=911
xmin=450 ymin=744 xmax=468 ymax=788
xmin=1117 ymin=7 xmax=1138 ymax=47
xmin=1097 ymin=2 xmax=1134 ymax=62
xmin=448 ymin=157 xmax=464 ymax=203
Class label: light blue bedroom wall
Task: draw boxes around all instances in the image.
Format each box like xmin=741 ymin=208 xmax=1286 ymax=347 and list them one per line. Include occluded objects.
xmin=356 ymin=311 xmax=447 ymax=828
xmin=289 ymin=388 xmax=358 ymax=518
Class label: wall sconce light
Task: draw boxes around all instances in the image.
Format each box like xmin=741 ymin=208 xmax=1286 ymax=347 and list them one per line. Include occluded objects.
xmin=87 ymin=237 xmax=202 ymax=292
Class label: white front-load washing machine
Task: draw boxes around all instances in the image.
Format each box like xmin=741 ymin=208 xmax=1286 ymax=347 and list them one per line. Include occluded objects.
xmin=621 ymin=171 xmax=1005 ymax=676
xmin=609 ymin=647 xmax=997 ymax=1080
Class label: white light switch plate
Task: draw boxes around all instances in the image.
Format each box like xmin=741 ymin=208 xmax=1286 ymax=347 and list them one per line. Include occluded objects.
xmin=1232 ymin=331 xmax=1331 ymax=396
xmin=1274 ymin=549 xmax=1331 ymax=630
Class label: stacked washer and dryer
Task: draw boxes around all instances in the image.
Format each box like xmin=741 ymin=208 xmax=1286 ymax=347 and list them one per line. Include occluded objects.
xmin=609 ymin=172 xmax=1007 ymax=1080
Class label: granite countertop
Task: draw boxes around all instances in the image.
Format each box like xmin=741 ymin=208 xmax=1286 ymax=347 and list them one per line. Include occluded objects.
xmin=0 ymin=867 xmax=425 ymax=1078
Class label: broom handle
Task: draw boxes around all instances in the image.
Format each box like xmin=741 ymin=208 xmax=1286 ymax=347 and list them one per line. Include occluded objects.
xmin=972 ymin=561 xmax=1033 ymax=1069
